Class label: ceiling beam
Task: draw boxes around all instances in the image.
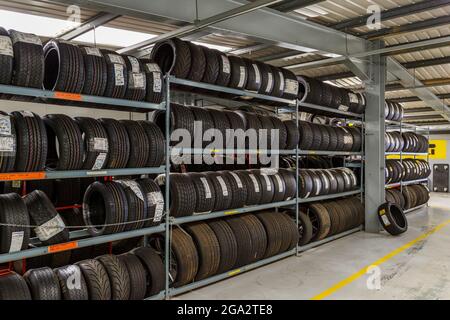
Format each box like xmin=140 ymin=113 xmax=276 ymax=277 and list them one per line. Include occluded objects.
xmin=386 ymin=78 xmax=450 ymax=91
xmin=270 ymin=0 xmax=324 ymax=12
xmin=56 ymin=12 xmax=121 ymax=40
xmin=331 ymin=0 xmax=450 ymax=31
xmin=363 ymin=15 xmax=450 ymax=40
xmin=390 ymin=93 xmax=450 ymax=103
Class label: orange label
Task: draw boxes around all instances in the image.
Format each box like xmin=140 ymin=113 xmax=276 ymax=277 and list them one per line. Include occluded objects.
xmin=48 ymin=241 xmax=78 ymax=253
xmin=0 ymin=172 xmax=45 ymax=181
xmin=54 ymin=91 xmax=82 ymax=101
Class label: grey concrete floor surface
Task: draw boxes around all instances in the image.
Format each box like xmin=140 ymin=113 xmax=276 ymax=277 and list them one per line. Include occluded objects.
xmin=177 ymin=193 xmax=450 ymax=300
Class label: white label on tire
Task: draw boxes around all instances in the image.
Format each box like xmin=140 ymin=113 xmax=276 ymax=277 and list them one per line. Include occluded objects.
xmin=21 ymin=111 xmax=34 ymax=117
xmin=34 ymin=215 xmax=65 ymax=242
xmin=278 ymin=71 xmax=285 ymax=92
xmin=349 ymin=92 xmax=359 ymax=104
xmin=343 ymin=135 xmax=353 ymax=145
xmin=10 ymin=32 xmax=42 ymax=46
xmin=91 ymin=152 xmax=107 ymax=171
xmin=128 ymin=56 xmax=140 ymax=73
xmin=339 ymin=105 xmax=349 ymax=111
xmin=119 ymin=180 xmax=144 ymax=201
xmin=0 ymin=115 xmax=12 ymax=135
xmin=148 ymin=192 xmax=164 ymax=222
xmin=265 ymin=73 xmax=273 ymax=93
xmin=285 ymin=79 xmax=299 ymax=95
xmin=146 ymin=63 xmax=160 ymax=73
xmin=153 ymin=73 xmax=162 ymax=93
xmin=229 ymin=172 xmax=243 ymax=188
xmin=9 ymin=231 xmax=24 ymax=253
xmin=108 ymin=54 xmax=125 ymax=65
xmin=0 ymin=36 xmax=13 ymax=57
xmin=0 ymin=136 xmax=15 ymax=152
xmin=216 ymin=176 xmax=229 ymax=197
xmin=380 ymin=213 xmax=391 ymax=226
xmin=221 ymin=55 xmax=230 ymax=74
xmin=262 ymin=174 xmax=272 ymax=192
xmin=114 ymin=64 xmax=125 ymax=86
xmin=274 ymin=174 xmax=284 ymax=193
xmin=200 ymin=177 xmax=212 ymax=199
xmin=132 ymin=73 xmax=145 ymax=89
xmin=84 ymin=47 xmax=102 ymax=57
xmin=252 ymin=64 xmax=261 ymax=84
xmin=237 ymin=66 xmax=246 ymax=88
xmin=92 ymin=137 xmax=108 ymax=152
xmin=249 ymin=174 xmax=260 ymax=193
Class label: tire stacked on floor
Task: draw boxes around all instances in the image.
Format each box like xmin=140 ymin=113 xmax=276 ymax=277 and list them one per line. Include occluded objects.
xmin=385 ymin=131 xmax=428 ymax=153
xmin=298 ymin=168 xmax=359 ymax=199
xmin=291 ymin=196 xmax=364 ymax=245
xmin=83 ymin=178 xmax=164 ymax=236
xmin=162 ymin=211 xmax=298 ymax=288
xmin=0 ymin=247 xmax=164 ymax=300
xmin=150 ymin=38 xmax=299 ymax=100
xmin=385 ymin=159 xmax=431 ymax=184
xmin=296 ymin=75 xmax=365 ymax=115
xmin=386 ymin=185 xmax=429 ymax=210
xmin=0 ymin=112 xmax=165 ymax=172
xmin=298 ymin=121 xmax=362 ymax=152
xmin=156 ymin=169 xmax=296 ymax=218
xmin=385 ymin=101 xmax=404 ymax=122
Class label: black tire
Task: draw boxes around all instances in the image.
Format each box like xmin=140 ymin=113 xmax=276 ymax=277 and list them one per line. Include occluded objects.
xmin=220 ymin=171 xmax=247 ymax=209
xmin=152 ymin=104 xmax=195 ymax=146
xmin=83 ymin=181 xmax=129 ymax=236
xmin=228 ymin=56 xmax=248 ymax=90
xmin=24 ymin=190 xmax=69 ymax=245
xmin=269 ymin=66 xmax=285 ymax=98
xmin=270 ymin=116 xmax=288 ymax=150
xmin=75 ymin=258 xmax=111 ymax=300
xmin=297 ymin=211 xmax=313 ymax=246
xmin=44 ymin=114 xmax=84 ymax=170
xmin=23 ymin=267 xmax=61 ymax=300
xmin=123 ymin=55 xmax=146 ymax=101
xmin=207 ymin=219 xmax=238 ymax=274
xmin=234 ymin=170 xmax=262 ymax=206
xmin=186 ymin=41 xmax=206 ymax=82
xmin=0 ymin=28 xmax=13 ymax=85
xmin=307 ymin=203 xmax=331 ymax=241
xmin=120 ymin=120 xmax=150 ymax=168
xmin=243 ymin=58 xmax=262 ymax=92
xmin=202 ymin=47 xmax=220 ymax=85
xmin=54 ymin=265 xmax=89 ymax=300
xmin=11 ymin=111 xmax=47 ymax=172
xmin=168 ymin=227 xmax=199 ymax=287
xmin=378 ymin=202 xmax=408 ymax=236
xmin=151 ymin=38 xmax=191 ymax=79
xmin=206 ymin=172 xmax=233 ymax=211
xmin=257 ymin=62 xmax=275 ymax=95
xmin=96 ymin=254 xmax=131 ymax=300
xmin=75 ymin=117 xmax=109 ymax=170
xmin=284 ymin=120 xmax=299 ymax=150
xmin=101 ymin=50 xmax=128 ymax=99
xmin=240 ymin=214 xmax=268 ymax=262
xmin=225 ymin=216 xmax=254 ymax=268
xmin=115 ymin=179 xmax=147 ymax=231
xmin=298 ymin=121 xmax=314 ymax=151
xmin=117 ymin=253 xmax=147 ymax=300
xmin=99 ymin=118 xmax=130 ymax=169
xmin=156 ymin=173 xmax=196 ymax=217
xmin=136 ymin=178 xmax=164 ymax=227
xmin=9 ymin=30 xmax=44 ymax=88
xmin=141 ymin=59 xmax=164 ymax=104
xmin=137 ymin=120 xmax=165 ymax=168
xmin=208 ymin=108 xmax=232 ymax=148
xmin=0 ymin=193 xmax=30 ymax=254
xmin=279 ymin=168 xmax=297 ymax=200
xmin=281 ymin=68 xmax=299 ymax=100
xmin=255 ymin=211 xmax=282 ymax=258
xmin=80 ymin=46 xmax=108 ymax=96
xmin=188 ymin=172 xmax=215 ymax=214
xmin=130 ymin=246 xmax=165 ymax=297
xmin=43 ymin=39 xmax=85 ymax=93
xmin=0 ymin=111 xmax=16 ymax=173
xmin=0 ymin=272 xmax=32 ymax=300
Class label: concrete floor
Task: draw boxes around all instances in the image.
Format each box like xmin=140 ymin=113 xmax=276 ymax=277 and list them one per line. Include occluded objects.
xmin=178 ymin=193 xmax=450 ymax=300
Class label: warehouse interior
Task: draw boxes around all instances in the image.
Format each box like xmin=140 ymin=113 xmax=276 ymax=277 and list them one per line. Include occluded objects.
xmin=0 ymin=0 xmax=449 ymax=301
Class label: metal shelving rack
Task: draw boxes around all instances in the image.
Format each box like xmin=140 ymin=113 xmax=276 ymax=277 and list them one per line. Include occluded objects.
xmin=384 ymin=118 xmax=431 ymax=214
xmin=0 ymin=77 xmax=368 ymax=300
xmin=163 ymin=76 xmax=366 ymax=297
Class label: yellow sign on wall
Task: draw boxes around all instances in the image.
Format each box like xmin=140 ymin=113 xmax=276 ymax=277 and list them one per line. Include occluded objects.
xmin=428 ymin=140 xmax=447 ymax=160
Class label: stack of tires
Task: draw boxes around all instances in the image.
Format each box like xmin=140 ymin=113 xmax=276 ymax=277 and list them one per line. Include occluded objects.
xmin=298 ymin=121 xmax=362 ymax=152
xmin=159 ymin=211 xmax=298 ymax=287
xmin=294 ymin=196 xmax=364 ymax=245
xmin=385 ymin=131 xmax=428 ymax=153
xmin=385 ymin=159 xmax=431 ymax=184
xmin=150 ymin=38 xmax=299 ymax=101
xmin=385 ymin=185 xmax=429 ymax=210
xmin=297 ymin=76 xmax=365 ymax=114
xmin=385 ymin=101 xmax=404 ymax=122
xmin=281 ymin=156 xmax=335 ymax=169
xmin=0 ymin=112 xmax=165 ymax=173
xmin=157 ymin=169 xmax=296 ymax=218
xmin=0 ymin=247 xmax=164 ymax=300
xmin=298 ymin=168 xmax=358 ymax=199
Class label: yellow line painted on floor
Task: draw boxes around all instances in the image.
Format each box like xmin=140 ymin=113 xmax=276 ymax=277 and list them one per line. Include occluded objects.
xmin=311 ymin=219 xmax=450 ymax=300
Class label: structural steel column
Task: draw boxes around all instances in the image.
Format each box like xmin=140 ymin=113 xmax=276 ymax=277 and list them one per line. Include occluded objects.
xmin=364 ymin=40 xmax=386 ymax=233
